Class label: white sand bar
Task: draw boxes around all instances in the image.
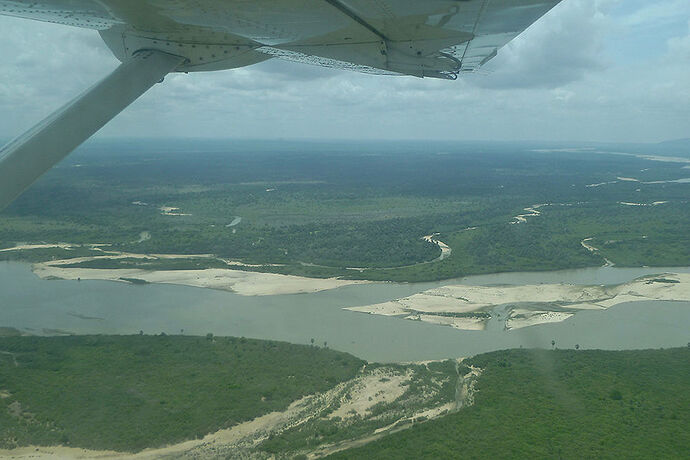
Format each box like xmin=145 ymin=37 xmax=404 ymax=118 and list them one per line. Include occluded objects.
xmin=407 ymin=314 xmax=487 ymax=331
xmin=346 ymin=274 xmax=690 ymax=330
xmin=32 ymin=265 xmax=368 ymax=296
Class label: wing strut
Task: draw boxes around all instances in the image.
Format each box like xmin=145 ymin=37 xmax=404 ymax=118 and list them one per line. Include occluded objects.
xmin=0 ymin=50 xmax=184 ymax=211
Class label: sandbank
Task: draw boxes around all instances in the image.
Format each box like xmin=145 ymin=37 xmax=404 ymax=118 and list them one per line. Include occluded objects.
xmin=6 ymin=242 xmax=367 ymax=296
xmin=346 ymin=273 xmax=690 ymax=330
xmin=32 ymin=265 xmax=368 ymax=296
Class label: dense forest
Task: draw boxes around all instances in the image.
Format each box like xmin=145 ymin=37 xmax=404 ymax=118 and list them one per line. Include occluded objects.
xmin=0 ymin=139 xmax=687 ymax=280
xmin=0 ymin=334 xmax=364 ymax=451
xmin=1 ymin=334 xmax=688 ymax=458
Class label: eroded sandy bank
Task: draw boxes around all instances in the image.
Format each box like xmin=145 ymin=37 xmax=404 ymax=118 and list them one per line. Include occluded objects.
xmin=0 ymin=360 xmax=473 ymax=459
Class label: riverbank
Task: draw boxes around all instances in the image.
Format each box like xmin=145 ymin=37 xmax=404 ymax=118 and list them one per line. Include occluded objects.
xmin=346 ymin=273 xmax=690 ymax=330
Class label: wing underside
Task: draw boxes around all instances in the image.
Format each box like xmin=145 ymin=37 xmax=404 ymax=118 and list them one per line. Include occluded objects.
xmin=1 ymin=0 xmax=562 ymax=78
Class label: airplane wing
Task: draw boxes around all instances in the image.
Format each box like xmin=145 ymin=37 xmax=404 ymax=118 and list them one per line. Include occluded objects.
xmin=0 ymin=0 xmax=564 ymax=209
xmin=263 ymin=0 xmax=563 ymax=79
xmin=1 ymin=0 xmax=562 ymax=77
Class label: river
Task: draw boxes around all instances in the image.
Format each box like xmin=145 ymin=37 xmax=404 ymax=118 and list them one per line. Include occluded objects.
xmin=1 ymin=262 xmax=689 ymax=362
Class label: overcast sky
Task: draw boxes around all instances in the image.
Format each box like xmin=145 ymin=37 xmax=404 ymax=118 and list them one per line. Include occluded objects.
xmin=0 ymin=0 xmax=688 ymax=143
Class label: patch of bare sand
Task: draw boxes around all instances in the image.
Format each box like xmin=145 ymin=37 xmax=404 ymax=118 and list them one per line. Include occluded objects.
xmin=510 ymin=204 xmax=547 ymax=225
xmin=329 ymin=368 xmax=411 ymax=420
xmin=346 ymin=291 xmax=494 ymax=330
xmin=430 ymin=283 xmax=612 ymax=305
xmin=422 ymin=234 xmax=452 ymax=260
xmin=41 ymin=252 xmax=215 ymax=266
xmin=159 ymin=206 xmax=191 ymax=216
xmin=0 ymin=243 xmax=114 ymax=253
xmin=347 ymin=301 xmax=409 ymax=316
xmin=0 ymin=243 xmax=73 ymax=252
xmin=401 ymin=292 xmax=492 ymax=313
xmin=309 ymin=362 xmax=482 ymax=459
xmin=347 ymin=292 xmax=489 ymax=317
xmin=507 ymin=310 xmax=575 ymax=330
xmin=407 ymin=314 xmax=487 ymax=331
xmin=580 ymin=238 xmax=614 ymax=267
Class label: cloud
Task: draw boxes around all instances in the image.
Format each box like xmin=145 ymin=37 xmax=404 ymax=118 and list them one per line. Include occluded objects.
xmin=1 ymin=1 xmax=689 ymax=144
xmin=0 ymin=16 xmax=115 ymax=134
xmin=619 ymin=0 xmax=690 ymax=28
xmin=471 ymin=0 xmax=611 ymax=89
xmin=249 ymin=58 xmax=342 ymax=82
xmin=666 ymin=20 xmax=690 ymax=59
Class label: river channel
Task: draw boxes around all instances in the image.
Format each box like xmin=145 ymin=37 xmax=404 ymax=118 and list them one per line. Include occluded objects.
xmin=1 ymin=262 xmax=689 ymax=362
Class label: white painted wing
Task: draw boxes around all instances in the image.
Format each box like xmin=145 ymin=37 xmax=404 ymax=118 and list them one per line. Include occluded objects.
xmin=328 ymin=0 xmax=564 ymax=75
xmin=0 ymin=0 xmax=563 ymax=77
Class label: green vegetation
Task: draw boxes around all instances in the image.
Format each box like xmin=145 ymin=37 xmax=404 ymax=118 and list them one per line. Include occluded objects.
xmin=3 ymin=335 xmax=687 ymax=458
xmin=0 ymin=247 xmax=110 ymax=263
xmin=329 ymin=348 xmax=690 ymax=459
xmin=0 ymin=328 xmax=22 ymax=337
xmin=0 ymin=335 xmax=364 ymax=451
xmin=59 ymin=256 xmax=229 ymax=270
xmin=1 ymin=139 xmax=687 ymax=280
xmin=356 ymin=201 xmax=689 ymax=282
xmin=118 ymin=277 xmax=149 ymax=284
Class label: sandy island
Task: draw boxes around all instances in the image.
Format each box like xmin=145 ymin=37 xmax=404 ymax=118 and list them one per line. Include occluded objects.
xmin=32 ymin=264 xmax=368 ymax=296
xmin=345 ymin=273 xmax=690 ymax=331
xmin=0 ymin=243 xmax=368 ymax=296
